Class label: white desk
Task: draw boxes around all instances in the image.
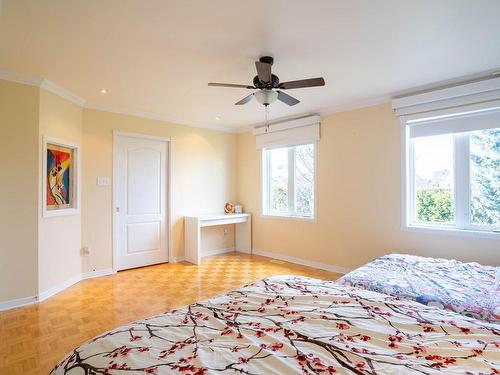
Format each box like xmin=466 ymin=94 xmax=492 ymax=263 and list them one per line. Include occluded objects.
xmin=184 ymin=213 xmax=251 ymax=265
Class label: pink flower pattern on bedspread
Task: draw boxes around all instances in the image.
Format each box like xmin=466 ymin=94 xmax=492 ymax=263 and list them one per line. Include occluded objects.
xmin=51 ymin=276 xmax=500 ymax=374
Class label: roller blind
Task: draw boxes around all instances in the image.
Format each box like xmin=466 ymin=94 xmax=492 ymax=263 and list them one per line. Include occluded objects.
xmin=254 ymin=115 xmax=320 ymax=149
xmin=409 ymin=109 xmax=500 ymax=138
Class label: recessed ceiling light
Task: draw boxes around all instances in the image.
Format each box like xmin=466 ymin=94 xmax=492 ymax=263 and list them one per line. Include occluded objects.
xmin=215 ymin=116 xmax=221 ymax=121
xmin=100 ymin=89 xmax=108 ymax=94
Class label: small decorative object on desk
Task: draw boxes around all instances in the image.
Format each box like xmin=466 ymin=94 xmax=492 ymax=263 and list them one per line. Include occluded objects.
xmin=224 ymin=202 xmax=234 ymax=214
xmin=234 ymin=205 xmax=243 ymax=214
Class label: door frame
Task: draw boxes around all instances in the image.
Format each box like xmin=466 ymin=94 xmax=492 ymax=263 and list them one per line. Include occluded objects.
xmin=112 ymin=130 xmax=174 ymax=272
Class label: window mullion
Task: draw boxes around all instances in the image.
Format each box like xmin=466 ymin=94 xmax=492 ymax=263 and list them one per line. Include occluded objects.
xmin=288 ymin=147 xmax=295 ymax=216
xmin=262 ymin=150 xmax=269 ymax=215
xmin=408 ymin=138 xmax=416 ymax=225
xmin=454 ymin=134 xmax=470 ymax=229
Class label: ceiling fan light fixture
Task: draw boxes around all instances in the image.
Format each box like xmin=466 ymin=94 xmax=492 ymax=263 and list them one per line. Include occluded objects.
xmin=255 ymin=89 xmax=278 ymax=106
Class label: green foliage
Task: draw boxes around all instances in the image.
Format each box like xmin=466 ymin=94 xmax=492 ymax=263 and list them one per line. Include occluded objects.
xmin=416 ymin=189 xmax=454 ymax=223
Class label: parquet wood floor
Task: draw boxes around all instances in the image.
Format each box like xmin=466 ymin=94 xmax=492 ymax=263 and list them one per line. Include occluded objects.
xmin=0 ymin=252 xmax=341 ymax=375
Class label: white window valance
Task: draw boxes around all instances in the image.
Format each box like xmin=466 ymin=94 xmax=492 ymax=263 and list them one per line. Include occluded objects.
xmin=253 ymin=115 xmax=320 ymax=149
xmin=392 ymin=76 xmax=500 ymax=136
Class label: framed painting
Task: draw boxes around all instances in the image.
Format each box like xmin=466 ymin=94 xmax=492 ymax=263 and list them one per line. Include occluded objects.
xmin=42 ymin=136 xmax=80 ymax=217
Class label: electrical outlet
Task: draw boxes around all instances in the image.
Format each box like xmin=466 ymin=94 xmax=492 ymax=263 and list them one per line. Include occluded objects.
xmin=97 ymin=176 xmax=111 ymax=186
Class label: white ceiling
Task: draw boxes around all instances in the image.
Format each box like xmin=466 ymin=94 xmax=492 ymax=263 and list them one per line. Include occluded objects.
xmin=1 ymin=0 xmax=499 ymax=132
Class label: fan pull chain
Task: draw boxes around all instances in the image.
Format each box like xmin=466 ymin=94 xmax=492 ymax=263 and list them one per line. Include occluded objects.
xmin=265 ymin=105 xmax=270 ymax=132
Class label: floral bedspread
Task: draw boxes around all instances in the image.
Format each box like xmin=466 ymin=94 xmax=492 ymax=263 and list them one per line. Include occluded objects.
xmin=51 ymin=276 xmax=499 ymax=374
xmin=336 ymin=253 xmax=499 ymax=323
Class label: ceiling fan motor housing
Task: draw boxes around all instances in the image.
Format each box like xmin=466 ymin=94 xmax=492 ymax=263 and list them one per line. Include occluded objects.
xmin=253 ymin=74 xmax=279 ymax=89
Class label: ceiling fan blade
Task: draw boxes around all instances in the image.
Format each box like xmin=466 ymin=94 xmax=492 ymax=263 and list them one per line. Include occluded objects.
xmin=255 ymin=61 xmax=272 ymax=82
xmin=208 ymin=83 xmax=255 ymax=89
xmin=279 ymin=77 xmax=325 ymax=90
xmin=277 ymin=90 xmax=300 ymax=106
xmin=235 ymin=93 xmax=254 ymax=105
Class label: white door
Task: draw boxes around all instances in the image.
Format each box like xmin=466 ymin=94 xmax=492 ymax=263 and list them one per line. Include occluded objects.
xmin=115 ymin=134 xmax=169 ymax=270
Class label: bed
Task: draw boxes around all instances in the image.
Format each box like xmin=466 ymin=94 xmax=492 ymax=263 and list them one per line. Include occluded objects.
xmin=51 ymin=276 xmax=499 ymax=374
xmin=336 ymin=253 xmax=499 ymax=323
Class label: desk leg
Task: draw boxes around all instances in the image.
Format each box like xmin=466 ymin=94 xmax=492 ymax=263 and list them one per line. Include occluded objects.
xmin=235 ymin=215 xmax=252 ymax=254
xmin=185 ymin=217 xmax=201 ymax=264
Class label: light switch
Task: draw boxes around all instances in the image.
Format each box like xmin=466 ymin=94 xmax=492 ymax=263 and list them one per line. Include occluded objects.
xmin=97 ymin=176 xmax=111 ymax=186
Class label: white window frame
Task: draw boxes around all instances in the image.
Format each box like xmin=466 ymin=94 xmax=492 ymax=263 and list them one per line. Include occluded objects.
xmin=261 ymin=142 xmax=317 ymax=221
xmin=402 ymin=124 xmax=500 ymax=239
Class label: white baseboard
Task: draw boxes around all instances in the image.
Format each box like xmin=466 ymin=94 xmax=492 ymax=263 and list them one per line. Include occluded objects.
xmin=252 ymin=249 xmax=351 ymax=275
xmin=235 ymin=247 xmax=251 ymax=254
xmin=38 ymin=274 xmax=82 ymax=302
xmin=82 ymin=268 xmax=114 ymax=280
xmin=0 ymin=295 xmax=38 ymax=311
xmin=201 ymin=247 xmax=235 ymax=258
xmin=173 ymin=247 xmax=235 ymax=263
xmin=0 ymin=251 xmax=350 ymax=312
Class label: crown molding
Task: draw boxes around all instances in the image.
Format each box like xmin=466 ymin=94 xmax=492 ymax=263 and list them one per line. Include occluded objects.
xmin=0 ymin=68 xmax=44 ymax=87
xmin=40 ymin=79 xmax=86 ymax=107
xmin=319 ymin=94 xmax=392 ymax=117
xmin=240 ymin=95 xmax=393 ymax=135
xmin=0 ymin=68 xmax=391 ymax=135
xmin=0 ymin=68 xmax=85 ymax=107
xmin=83 ymin=101 xmax=242 ymax=134
xmin=0 ymin=68 xmax=240 ymax=133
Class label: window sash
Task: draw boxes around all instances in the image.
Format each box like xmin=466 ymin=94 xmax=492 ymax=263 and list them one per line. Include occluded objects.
xmin=262 ymin=144 xmax=315 ymax=218
xmin=408 ymin=132 xmax=495 ymax=231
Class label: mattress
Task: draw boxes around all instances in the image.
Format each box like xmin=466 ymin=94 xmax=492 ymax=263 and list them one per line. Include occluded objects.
xmin=336 ymin=253 xmax=499 ymax=322
xmin=51 ymin=275 xmax=499 ymax=374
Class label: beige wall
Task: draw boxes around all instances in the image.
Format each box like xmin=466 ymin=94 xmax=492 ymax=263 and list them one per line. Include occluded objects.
xmin=200 ymin=225 xmax=235 ymax=254
xmin=38 ymin=89 xmax=83 ymax=293
xmin=0 ymin=80 xmax=39 ymax=302
xmin=2 ymin=77 xmax=497 ymax=306
xmin=237 ymin=103 xmax=499 ymax=269
xmin=0 ymin=78 xmax=238 ymax=304
xmin=81 ymin=109 xmax=237 ymax=273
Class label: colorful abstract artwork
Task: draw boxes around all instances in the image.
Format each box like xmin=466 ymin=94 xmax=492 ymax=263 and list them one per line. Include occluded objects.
xmin=46 ymin=144 xmax=74 ymax=210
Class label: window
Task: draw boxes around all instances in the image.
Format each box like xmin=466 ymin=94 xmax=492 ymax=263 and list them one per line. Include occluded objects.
xmin=393 ymin=76 xmax=500 ymax=238
xmin=262 ymin=143 xmax=315 ymax=219
xmin=408 ymin=128 xmax=500 ymax=234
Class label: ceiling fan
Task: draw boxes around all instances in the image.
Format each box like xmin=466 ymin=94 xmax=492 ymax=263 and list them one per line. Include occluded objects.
xmin=208 ymin=56 xmax=325 ymax=107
